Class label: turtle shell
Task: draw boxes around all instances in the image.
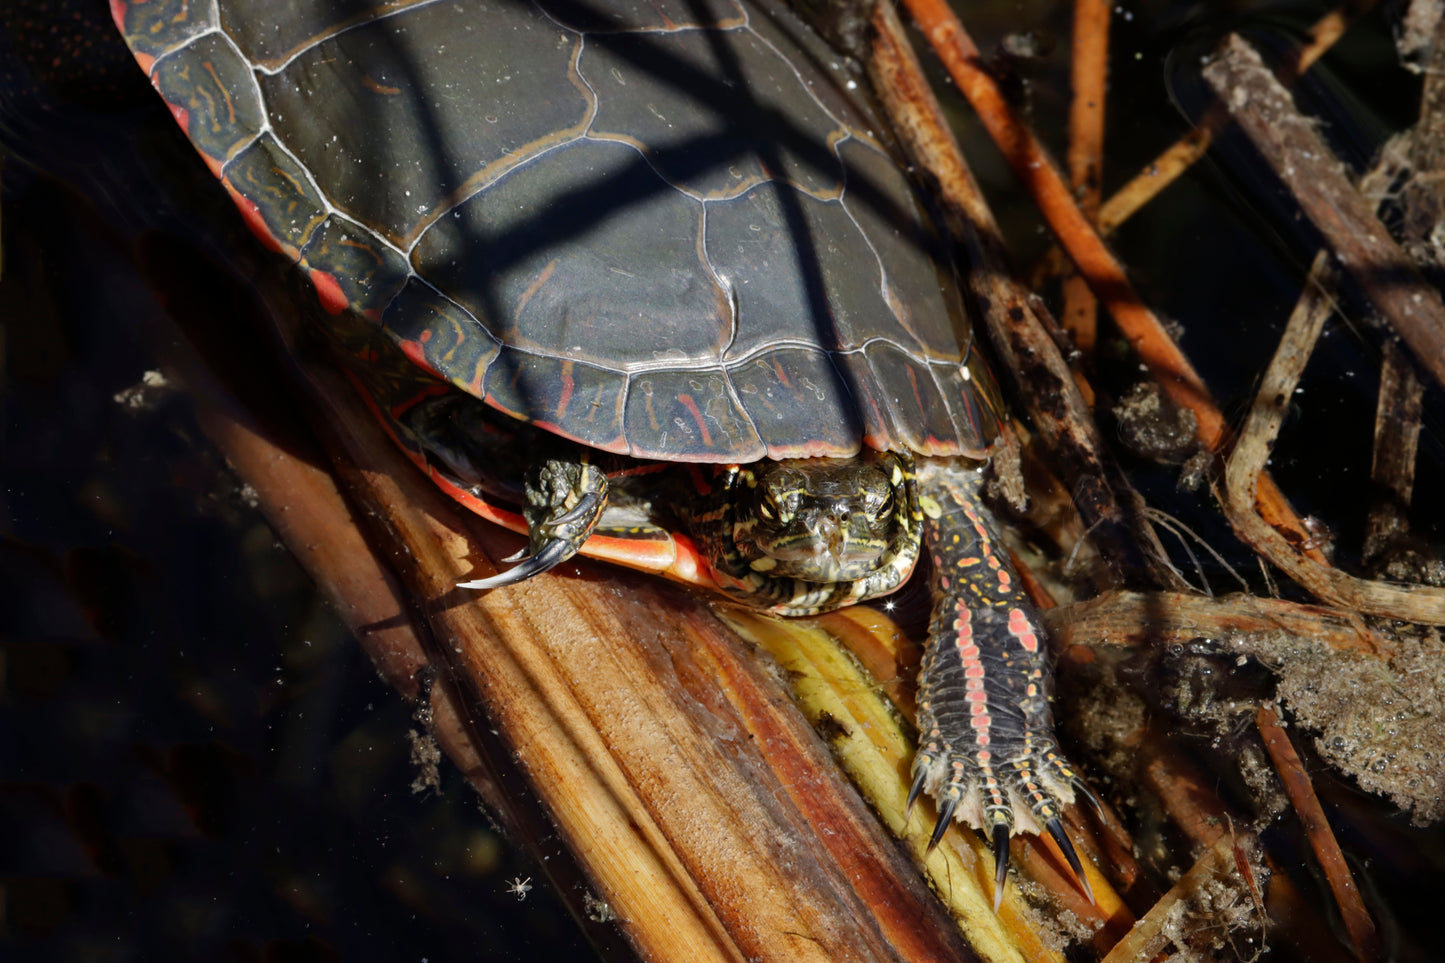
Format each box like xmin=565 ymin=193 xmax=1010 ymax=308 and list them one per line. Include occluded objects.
xmin=113 ymin=0 xmax=1001 ymax=463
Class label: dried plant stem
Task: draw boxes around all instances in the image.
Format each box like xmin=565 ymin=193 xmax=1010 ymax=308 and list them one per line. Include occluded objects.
xmin=1098 ymin=832 xmax=1262 ymax=963
xmin=1364 ymin=340 xmax=1426 ymax=562
xmin=897 ymin=0 xmax=1192 ymax=399
xmin=870 ymin=0 xmax=1181 ymax=589
xmin=1052 ymin=647 xmax=1359 ymax=963
xmin=1062 ymin=0 xmax=1111 ymax=351
xmin=898 ymin=0 xmax=1317 ymax=557
xmin=1095 ymin=0 xmax=1380 ymax=238
xmin=1203 ymin=34 xmax=1445 ymax=393
xmin=1043 ymin=590 xmax=1389 ymax=657
xmin=1221 ymin=248 xmax=1445 ymax=623
xmin=1256 ymin=706 xmax=1381 ymax=962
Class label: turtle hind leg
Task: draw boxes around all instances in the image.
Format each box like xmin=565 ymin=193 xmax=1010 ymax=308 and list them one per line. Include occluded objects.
xmin=458 ymin=459 xmax=608 ymax=589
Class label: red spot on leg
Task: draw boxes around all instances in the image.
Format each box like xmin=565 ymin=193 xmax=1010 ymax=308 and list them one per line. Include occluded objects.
xmin=1008 ymin=608 xmax=1039 ymax=653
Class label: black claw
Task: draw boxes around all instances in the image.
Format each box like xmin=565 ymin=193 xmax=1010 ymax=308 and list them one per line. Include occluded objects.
xmin=1046 ymin=816 xmax=1095 ymax=905
xmin=458 ymin=536 xmax=575 ymax=589
xmin=991 ymin=823 xmax=1011 ymax=912
xmin=926 ymin=794 xmax=958 ymax=853
xmin=905 ymin=767 xmax=927 ymax=819
xmin=552 ymin=489 xmax=605 ymax=527
xmin=1073 ymin=778 xmax=1105 ymax=816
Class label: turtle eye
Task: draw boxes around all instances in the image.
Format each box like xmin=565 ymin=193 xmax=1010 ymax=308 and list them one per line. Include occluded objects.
xmin=768 ymin=488 xmax=803 ymax=526
xmin=864 ymin=487 xmax=894 ymax=521
xmin=760 ymin=473 xmax=804 ymax=526
xmin=757 ymin=490 xmax=792 ymax=525
xmin=773 ymin=492 xmax=800 ymax=525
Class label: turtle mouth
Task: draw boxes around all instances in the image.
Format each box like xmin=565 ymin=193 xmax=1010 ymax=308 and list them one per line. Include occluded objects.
xmin=739 ymin=458 xmax=903 ymax=583
xmin=755 ymin=511 xmax=892 ymax=581
xmin=813 ymin=515 xmax=882 ymax=565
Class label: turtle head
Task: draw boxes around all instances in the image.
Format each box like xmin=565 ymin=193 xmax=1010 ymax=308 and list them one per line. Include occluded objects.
xmin=742 ymin=458 xmax=901 ymax=582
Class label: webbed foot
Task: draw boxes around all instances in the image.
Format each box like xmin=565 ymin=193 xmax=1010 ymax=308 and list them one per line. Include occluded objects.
xmin=908 ymin=685 xmax=1093 ymax=910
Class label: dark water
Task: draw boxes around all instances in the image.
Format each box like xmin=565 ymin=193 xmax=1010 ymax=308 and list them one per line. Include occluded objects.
xmin=0 ymin=173 xmax=597 ymax=961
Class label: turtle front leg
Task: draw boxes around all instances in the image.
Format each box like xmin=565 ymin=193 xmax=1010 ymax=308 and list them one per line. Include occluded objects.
xmin=908 ymin=460 xmax=1092 ymax=910
xmin=458 ymin=459 xmax=608 ymax=589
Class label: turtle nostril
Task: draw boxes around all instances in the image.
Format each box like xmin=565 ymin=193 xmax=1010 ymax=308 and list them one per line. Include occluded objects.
xmin=811 ymin=517 xmax=841 ymax=553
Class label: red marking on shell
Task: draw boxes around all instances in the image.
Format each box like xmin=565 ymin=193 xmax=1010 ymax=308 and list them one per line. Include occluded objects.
xmin=113 ymin=6 xmax=157 ymax=73
xmin=917 ymin=434 xmax=954 ymax=456
xmin=398 ymin=339 xmax=447 ymax=381
xmin=308 ymin=269 xmax=350 ymax=316
xmin=555 ymin=364 xmax=574 ymax=420
xmin=676 ymin=394 xmax=712 ymax=448
xmin=771 ymin=357 xmax=790 ymax=389
xmin=483 ymin=393 xmax=628 ymax=457
xmin=362 ymin=75 xmax=402 ymax=96
xmin=766 ymin=437 xmax=854 ymax=460
xmin=343 ymin=366 xmax=521 ymax=535
xmin=383 ymin=381 xmax=450 ymax=422
xmin=905 ymin=365 xmax=926 ymax=418
xmin=527 ymin=417 xmax=572 ymax=439
xmin=167 ymin=104 xmax=224 ymax=178
xmin=608 ymin=463 xmax=671 ymax=483
xmin=222 ymin=180 xmax=287 ymax=256
xmin=970 ymin=714 xmax=991 ymax=728
xmin=965 ymin=690 xmax=987 ymax=702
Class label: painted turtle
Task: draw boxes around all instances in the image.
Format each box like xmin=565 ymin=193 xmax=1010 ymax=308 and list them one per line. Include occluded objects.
xmin=112 ymin=0 xmax=1091 ymax=905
